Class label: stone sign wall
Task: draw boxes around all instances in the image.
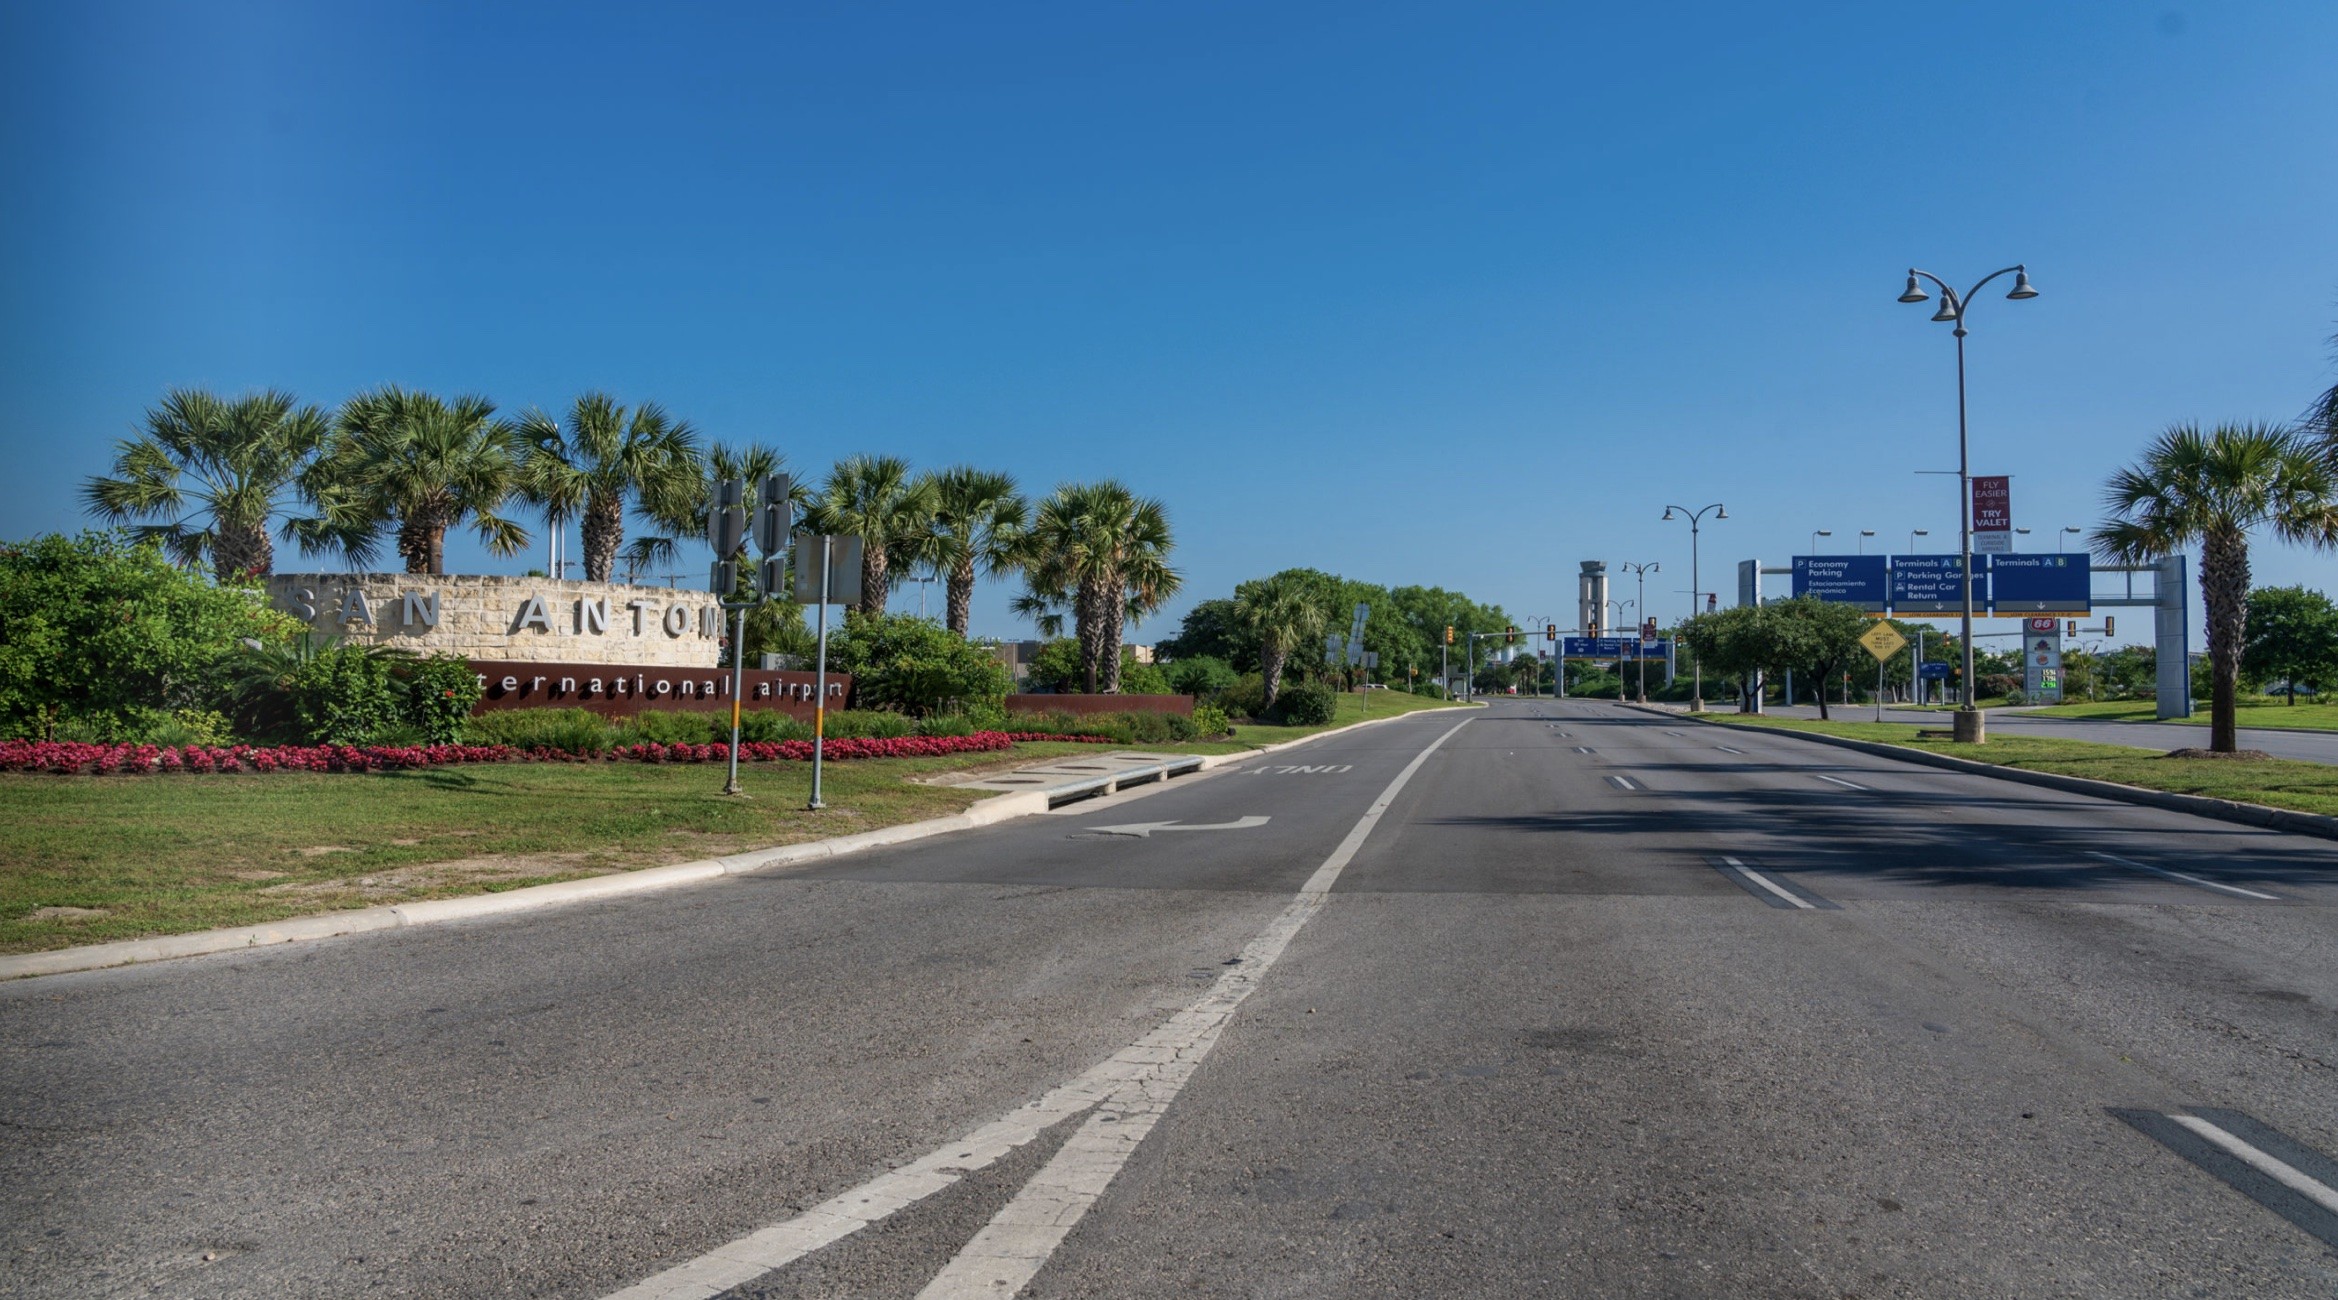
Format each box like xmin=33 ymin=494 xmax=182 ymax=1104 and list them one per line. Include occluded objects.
xmin=265 ymin=574 xmax=722 ymax=668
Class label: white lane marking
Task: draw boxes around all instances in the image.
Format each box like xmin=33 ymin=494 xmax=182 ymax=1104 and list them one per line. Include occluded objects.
xmin=1086 ymin=816 xmax=1271 ymax=838
xmin=1723 ymin=855 xmax=1814 ymax=910
xmin=1715 ymin=745 xmax=1747 ymax=755
xmin=2088 ymin=852 xmax=2280 ymax=901
xmin=1606 ymin=775 xmax=1641 ymax=791
xmin=1573 ymin=746 xmax=1594 ymax=755
xmin=2170 ymin=1115 xmax=2338 ymax=1215
xmin=1664 ymin=729 xmax=1684 ymax=736
xmin=600 ymin=718 xmax=1473 ymax=1300
xmin=913 ymin=720 xmax=1473 ymax=1299
xmin=1813 ymin=774 xmax=1868 ymax=791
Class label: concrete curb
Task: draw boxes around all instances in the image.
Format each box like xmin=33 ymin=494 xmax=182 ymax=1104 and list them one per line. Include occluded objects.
xmin=0 ymin=703 xmax=1468 ymax=983
xmin=1639 ymin=705 xmax=2338 ymax=844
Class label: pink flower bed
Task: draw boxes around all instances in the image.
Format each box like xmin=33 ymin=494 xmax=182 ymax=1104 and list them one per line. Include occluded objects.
xmin=1 ymin=731 xmax=1116 ymax=776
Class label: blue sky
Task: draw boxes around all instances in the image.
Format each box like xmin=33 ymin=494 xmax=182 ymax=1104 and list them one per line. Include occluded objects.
xmin=5 ymin=2 xmax=2335 ymax=646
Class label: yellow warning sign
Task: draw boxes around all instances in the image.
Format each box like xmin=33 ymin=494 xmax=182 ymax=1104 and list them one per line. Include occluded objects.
xmin=1859 ymin=622 xmax=1908 ymax=662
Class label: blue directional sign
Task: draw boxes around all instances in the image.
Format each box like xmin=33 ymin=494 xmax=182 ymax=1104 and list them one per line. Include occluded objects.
xmin=1889 ymin=554 xmax=1985 ymax=614
xmin=1989 ymin=553 xmax=2091 ymax=613
xmin=1918 ymin=661 xmax=1952 ymax=681
xmin=1792 ymin=555 xmax=1889 ymax=611
xmin=1561 ymin=637 xmax=1671 ymax=660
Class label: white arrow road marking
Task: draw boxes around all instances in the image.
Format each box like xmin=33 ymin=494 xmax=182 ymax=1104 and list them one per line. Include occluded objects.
xmin=1086 ymin=816 xmax=1271 ymax=838
xmin=600 ymin=717 xmax=1472 ymax=1300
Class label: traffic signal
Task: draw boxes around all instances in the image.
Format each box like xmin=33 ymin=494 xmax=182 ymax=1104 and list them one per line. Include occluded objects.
xmin=1444 ymin=625 xmax=1455 ymax=645
xmin=1506 ymin=625 xmax=1518 ymax=644
xmin=1545 ymin=624 xmax=1557 ymax=642
xmin=2104 ymin=616 xmax=2115 ymax=636
xmin=2067 ymin=620 xmax=2078 ymax=636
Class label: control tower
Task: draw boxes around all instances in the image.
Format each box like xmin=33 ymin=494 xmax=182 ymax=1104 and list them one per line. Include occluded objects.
xmin=1578 ymin=561 xmax=1608 ymax=634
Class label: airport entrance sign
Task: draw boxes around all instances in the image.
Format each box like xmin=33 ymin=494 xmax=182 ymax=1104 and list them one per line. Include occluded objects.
xmin=1889 ymin=554 xmax=1984 ymax=614
xmin=1990 ymin=553 xmax=2091 ymax=614
xmin=1791 ymin=555 xmax=1888 ymax=611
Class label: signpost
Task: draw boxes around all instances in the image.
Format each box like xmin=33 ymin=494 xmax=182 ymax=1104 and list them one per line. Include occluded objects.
xmin=1858 ymin=622 xmax=1907 ymax=723
xmin=2023 ymin=617 xmax=2065 ymax=704
xmin=792 ymin=533 xmax=864 ymax=810
xmin=708 ymin=476 xmax=792 ymax=797
xmin=1972 ymin=476 xmax=2012 ymax=555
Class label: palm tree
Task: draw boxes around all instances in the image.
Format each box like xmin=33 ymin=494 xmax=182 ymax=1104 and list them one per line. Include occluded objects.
xmin=82 ymin=388 xmax=335 ymax=581
xmin=514 ymin=393 xmax=701 ymax=582
xmin=299 ymin=387 xmax=529 ymax=575
xmin=1234 ymin=573 xmax=1327 ymax=712
xmin=1014 ymin=481 xmax=1180 ymax=692
xmin=806 ymin=455 xmax=937 ymax=616
xmin=924 ymin=468 xmax=1027 ymax=637
xmin=2096 ymin=422 xmax=2338 ymax=752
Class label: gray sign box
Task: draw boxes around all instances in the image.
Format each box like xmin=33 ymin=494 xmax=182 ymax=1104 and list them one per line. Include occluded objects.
xmin=791 ymin=535 xmax=864 ymax=606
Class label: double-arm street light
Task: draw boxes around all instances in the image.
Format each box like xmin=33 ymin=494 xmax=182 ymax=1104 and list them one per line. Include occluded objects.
xmin=1898 ymin=263 xmax=2039 ymax=742
xmin=1661 ymin=503 xmax=1726 ymax=712
xmin=1618 ymin=561 xmax=1659 ymax=703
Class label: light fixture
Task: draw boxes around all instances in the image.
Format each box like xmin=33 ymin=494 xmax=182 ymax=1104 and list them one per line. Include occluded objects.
xmin=1930 ymin=297 xmax=1958 ymax=323
xmin=2006 ymin=267 xmax=2039 ymax=300
xmin=1662 ymin=507 xmax=1674 ymax=520
xmin=1898 ymin=273 xmax=1928 ymax=304
xmin=1715 ymin=506 xmax=1728 ymax=519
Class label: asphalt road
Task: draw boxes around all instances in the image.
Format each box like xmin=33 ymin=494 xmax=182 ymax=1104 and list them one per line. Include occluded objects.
xmin=1729 ymin=700 xmax=2338 ymax=764
xmin=6 ymin=700 xmax=2338 ymax=1297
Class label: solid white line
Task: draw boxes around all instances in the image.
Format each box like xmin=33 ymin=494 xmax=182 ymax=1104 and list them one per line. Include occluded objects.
xmin=912 ymin=720 xmax=1472 ymax=1299
xmin=2170 ymin=1115 xmax=2338 ymax=1215
xmin=2089 ymin=852 xmax=2280 ymax=901
xmin=601 ymin=718 xmax=1473 ymax=1300
xmin=1722 ymin=856 xmax=1814 ymax=910
xmin=1813 ymin=774 xmax=1868 ymax=791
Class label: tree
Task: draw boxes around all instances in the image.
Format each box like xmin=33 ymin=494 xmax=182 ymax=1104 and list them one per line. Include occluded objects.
xmin=1233 ymin=572 xmax=1327 ymax=712
xmin=514 ymin=393 xmax=700 ymax=582
xmin=1677 ymin=597 xmax=1873 ymax=719
xmin=2096 ymin=423 xmax=2338 ymax=751
xmin=2241 ymin=585 xmax=2338 ymax=704
xmin=299 ymin=387 xmax=529 ymax=575
xmin=1156 ymin=599 xmax=1249 ymax=669
xmin=82 ymin=388 xmax=336 ymax=581
xmin=1013 ymin=481 xmax=1180 ymax=693
xmin=631 ymin=441 xmax=804 ymax=585
xmin=807 ymin=455 xmax=937 ymax=616
xmin=924 ymin=467 xmax=1026 ymax=637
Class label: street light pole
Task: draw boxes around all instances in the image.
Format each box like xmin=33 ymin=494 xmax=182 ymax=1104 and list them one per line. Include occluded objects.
xmin=1618 ymin=562 xmax=1658 ymax=703
xmin=1899 ymin=263 xmax=2039 ymax=743
xmin=1661 ymin=503 xmax=1726 ymax=712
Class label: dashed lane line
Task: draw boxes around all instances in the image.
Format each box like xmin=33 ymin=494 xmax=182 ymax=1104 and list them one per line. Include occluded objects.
xmin=2087 ymin=851 xmax=2281 ymax=902
xmin=1573 ymin=746 xmax=1595 ymax=755
xmin=1714 ymin=745 xmax=1747 ymax=755
xmin=601 ymin=718 xmax=1475 ymax=1300
xmin=1605 ymin=775 xmax=1642 ymax=791
xmin=1713 ymin=856 xmax=1837 ymax=910
xmin=2112 ymin=1107 xmax=2338 ymax=1249
xmin=1812 ymin=773 xmax=1869 ymax=791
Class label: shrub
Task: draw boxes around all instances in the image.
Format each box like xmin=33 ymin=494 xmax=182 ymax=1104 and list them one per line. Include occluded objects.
xmin=1273 ymin=683 xmax=1338 ymax=726
xmin=823 ymin=709 xmax=915 ymax=739
xmin=1022 ymin=639 xmax=1087 ymax=693
xmin=1192 ymin=704 xmax=1231 ymax=738
xmin=401 ymin=654 xmax=482 ymax=744
xmin=1218 ymin=673 xmax=1269 ymax=720
xmin=917 ymin=713 xmax=977 ymax=738
xmin=737 ymin=710 xmax=813 ymax=743
xmin=616 ymin=709 xmax=726 ymax=746
xmin=0 ymin=532 xmax=297 ymax=741
xmin=287 ymin=643 xmax=409 ymax=745
xmin=462 ymin=708 xmax=616 ymax=754
xmin=1166 ymin=655 xmax=1238 ymax=698
xmin=1120 ymin=660 xmax=1174 ymax=696
xmin=830 ymin=612 xmax=1011 ymax=715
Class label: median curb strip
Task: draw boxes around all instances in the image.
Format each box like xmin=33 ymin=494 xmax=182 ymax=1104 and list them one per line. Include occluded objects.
xmin=1636 ymin=704 xmax=2338 ymax=844
xmin=0 ymin=703 xmax=1468 ymax=983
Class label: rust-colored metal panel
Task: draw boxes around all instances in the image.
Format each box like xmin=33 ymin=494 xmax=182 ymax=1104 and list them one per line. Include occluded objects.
xmin=467 ymin=660 xmax=850 ymax=722
xmin=1003 ymin=694 xmax=1194 ymax=717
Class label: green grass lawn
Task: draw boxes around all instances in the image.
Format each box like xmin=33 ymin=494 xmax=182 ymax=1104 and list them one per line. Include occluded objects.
xmin=1713 ymin=714 xmax=2338 ymax=819
xmin=2014 ymin=697 xmax=2338 ymax=731
xmin=1 ymin=699 xmax=1460 ymax=956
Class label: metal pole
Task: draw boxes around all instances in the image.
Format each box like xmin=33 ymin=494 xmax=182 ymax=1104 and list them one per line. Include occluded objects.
xmin=1689 ymin=519 xmax=1703 ymax=711
xmin=723 ymin=604 xmax=748 ymax=795
xmin=809 ymin=540 xmax=831 ymax=810
xmin=1956 ymin=321 xmax=1977 ymax=725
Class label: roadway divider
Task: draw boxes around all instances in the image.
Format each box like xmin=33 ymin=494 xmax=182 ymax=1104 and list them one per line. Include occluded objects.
xmin=1639 ymin=704 xmax=2338 ymax=844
